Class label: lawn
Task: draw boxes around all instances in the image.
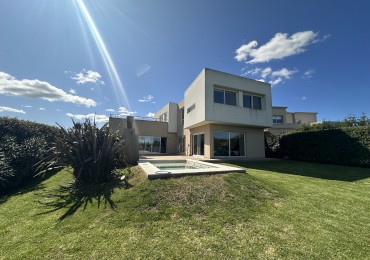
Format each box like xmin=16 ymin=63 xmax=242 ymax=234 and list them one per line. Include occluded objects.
xmin=1 ymin=160 xmax=370 ymax=259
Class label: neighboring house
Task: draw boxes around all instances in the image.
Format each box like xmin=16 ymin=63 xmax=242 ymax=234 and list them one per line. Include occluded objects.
xmin=109 ymin=68 xmax=317 ymax=159
xmin=269 ymin=106 xmax=318 ymax=134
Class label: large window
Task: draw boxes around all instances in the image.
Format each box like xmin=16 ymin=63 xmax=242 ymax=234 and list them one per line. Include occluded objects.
xmin=243 ymin=93 xmax=263 ymax=110
xmin=139 ymin=136 xmax=167 ymax=154
xmin=214 ymin=88 xmax=237 ymax=106
xmin=213 ymin=131 xmax=245 ymax=157
xmin=180 ymin=108 xmax=184 ymax=125
xmin=273 ymin=115 xmax=283 ymax=124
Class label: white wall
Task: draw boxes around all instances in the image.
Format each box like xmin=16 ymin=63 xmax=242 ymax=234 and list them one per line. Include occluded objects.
xmin=204 ymin=68 xmax=273 ymax=128
xmin=154 ymin=102 xmax=178 ymax=133
xmin=184 ymin=69 xmax=206 ymax=128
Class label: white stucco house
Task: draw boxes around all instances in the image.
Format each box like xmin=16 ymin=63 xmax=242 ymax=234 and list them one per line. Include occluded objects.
xmin=110 ymin=68 xmax=317 ymax=160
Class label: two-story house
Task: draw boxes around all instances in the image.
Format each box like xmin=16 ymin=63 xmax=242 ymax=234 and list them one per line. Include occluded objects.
xmin=109 ymin=68 xmax=317 ymax=160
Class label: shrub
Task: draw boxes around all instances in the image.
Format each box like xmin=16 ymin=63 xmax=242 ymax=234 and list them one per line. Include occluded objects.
xmin=0 ymin=117 xmax=60 ymax=191
xmin=279 ymin=126 xmax=370 ymax=167
xmin=37 ymin=119 xmax=127 ymax=187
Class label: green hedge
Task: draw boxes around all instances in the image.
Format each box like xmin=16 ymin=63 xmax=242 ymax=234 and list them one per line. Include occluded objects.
xmin=278 ymin=126 xmax=370 ymax=167
xmin=0 ymin=117 xmax=61 ymax=192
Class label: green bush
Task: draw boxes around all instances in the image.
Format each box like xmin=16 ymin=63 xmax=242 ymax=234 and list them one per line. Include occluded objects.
xmin=37 ymin=119 xmax=127 ymax=187
xmin=279 ymin=126 xmax=370 ymax=167
xmin=0 ymin=117 xmax=60 ymax=192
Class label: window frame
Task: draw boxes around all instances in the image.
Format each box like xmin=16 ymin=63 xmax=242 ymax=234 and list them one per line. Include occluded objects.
xmin=243 ymin=92 xmax=263 ymax=110
xmin=214 ymin=87 xmax=237 ymax=106
xmin=273 ymin=115 xmax=284 ymax=124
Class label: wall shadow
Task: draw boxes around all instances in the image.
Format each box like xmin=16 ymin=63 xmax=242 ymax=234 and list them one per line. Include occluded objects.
xmin=231 ymin=160 xmax=370 ymax=182
xmin=36 ymin=178 xmax=131 ymax=221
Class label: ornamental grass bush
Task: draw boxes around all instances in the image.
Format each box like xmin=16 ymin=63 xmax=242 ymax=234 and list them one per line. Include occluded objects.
xmin=37 ymin=119 xmax=127 ymax=187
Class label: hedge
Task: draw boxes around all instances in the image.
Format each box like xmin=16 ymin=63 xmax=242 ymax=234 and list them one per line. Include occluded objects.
xmin=0 ymin=117 xmax=61 ymax=192
xmin=278 ymin=126 xmax=370 ymax=167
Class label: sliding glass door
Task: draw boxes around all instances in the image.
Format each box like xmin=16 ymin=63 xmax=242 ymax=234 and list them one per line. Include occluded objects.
xmin=192 ymin=134 xmax=204 ymax=156
xmin=213 ymin=131 xmax=245 ymax=157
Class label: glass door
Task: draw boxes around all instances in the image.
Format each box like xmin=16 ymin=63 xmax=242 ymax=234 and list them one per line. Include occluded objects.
xmin=192 ymin=134 xmax=204 ymax=156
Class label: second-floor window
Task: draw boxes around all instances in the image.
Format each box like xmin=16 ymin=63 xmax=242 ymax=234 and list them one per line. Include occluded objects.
xmin=273 ymin=115 xmax=283 ymax=124
xmin=243 ymin=94 xmax=262 ymax=110
xmin=214 ymin=88 xmax=237 ymax=106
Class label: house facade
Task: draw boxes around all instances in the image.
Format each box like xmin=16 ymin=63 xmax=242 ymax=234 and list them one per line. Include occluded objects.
xmin=270 ymin=106 xmax=318 ymax=134
xmin=109 ymin=68 xmax=317 ymax=160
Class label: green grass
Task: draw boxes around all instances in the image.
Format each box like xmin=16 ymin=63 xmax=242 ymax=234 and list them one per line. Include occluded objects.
xmin=1 ymin=161 xmax=370 ymax=259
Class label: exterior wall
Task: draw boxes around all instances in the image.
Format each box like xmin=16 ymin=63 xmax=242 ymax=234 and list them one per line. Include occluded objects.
xmin=294 ymin=112 xmax=317 ymax=124
xmin=109 ymin=118 xmax=177 ymax=155
xmin=184 ymin=69 xmax=206 ymax=128
xmin=185 ymin=123 xmax=265 ymax=159
xmin=204 ymin=69 xmax=273 ymax=128
xmin=154 ymin=102 xmax=178 ymax=133
xmin=270 ymin=106 xmax=318 ymax=134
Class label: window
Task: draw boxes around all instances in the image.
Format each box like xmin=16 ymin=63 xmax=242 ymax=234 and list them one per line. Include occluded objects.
xmin=187 ymin=104 xmax=195 ymax=114
xmin=243 ymin=94 xmax=252 ymax=108
xmin=180 ymin=108 xmax=184 ymax=125
xmin=253 ymin=96 xmax=262 ymax=110
xmin=214 ymin=88 xmax=237 ymax=106
xmin=192 ymin=134 xmax=204 ymax=156
xmin=243 ymin=93 xmax=262 ymax=110
xmin=214 ymin=89 xmax=224 ymax=104
xmin=273 ymin=115 xmax=283 ymax=124
xmin=138 ymin=136 xmax=166 ymax=154
xmin=213 ymin=131 xmax=245 ymax=157
xmin=225 ymin=91 xmax=237 ymax=106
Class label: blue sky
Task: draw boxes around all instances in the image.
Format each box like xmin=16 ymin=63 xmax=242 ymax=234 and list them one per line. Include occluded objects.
xmin=0 ymin=0 xmax=369 ymax=126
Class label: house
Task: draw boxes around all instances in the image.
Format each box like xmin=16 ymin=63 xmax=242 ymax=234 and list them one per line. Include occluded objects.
xmin=270 ymin=106 xmax=318 ymax=134
xmin=109 ymin=68 xmax=317 ymax=161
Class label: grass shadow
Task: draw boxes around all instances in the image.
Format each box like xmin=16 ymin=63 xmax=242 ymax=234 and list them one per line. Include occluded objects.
xmin=231 ymin=160 xmax=370 ymax=182
xmin=37 ymin=177 xmax=131 ymax=221
xmin=0 ymin=168 xmax=61 ymax=204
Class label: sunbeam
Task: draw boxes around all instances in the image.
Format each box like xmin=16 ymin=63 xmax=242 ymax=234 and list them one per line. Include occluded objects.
xmin=74 ymin=0 xmax=130 ymax=109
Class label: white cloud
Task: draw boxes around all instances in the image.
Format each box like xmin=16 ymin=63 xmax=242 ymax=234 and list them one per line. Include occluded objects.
xmin=57 ymin=109 xmax=62 ymax=112
xmin=146 ymin=112 xmax=155 ymax=118
xmin=66 ymin=113 xmax=109 ymax=124
xmin=243 ymin=67 xmax=262 ymax=76
xmin=138 ymin=95 xmax=154 ymax=103
xmin=39 ymin=107 xmax=45 ymax=111
xmin=245 ymin=67 xmax=297 ymax=86
xmin=269 ymin=78 xmax=283 ymax=86
xmin=261 ymin=67 xmax=272 ymax=78
xmin=271 ymin=68 xmax=298 ymax=79
xmin=0 ymin=106 xmax=25 ymax=114
xmin=235 ymin=31 xmax=322 ymax=63
xmin=118 ymin=107 xmax=137 ymax=116
xmin=0 ymin=72 xmax=96 ymax=107
xmin=22 ymin=105 xmax=32 ymax=108
xmin=69 ymin=88 xmax=76 ymax=94
xmin=301 ymin=96 xmax=307 ymax=101
xmin=105 ymin=108 xmax=115 ymax=112
xmin=303 ymin=69 xmax=315 ymax=79
xmin=71 ymin=69 xmax=102 ymax=84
